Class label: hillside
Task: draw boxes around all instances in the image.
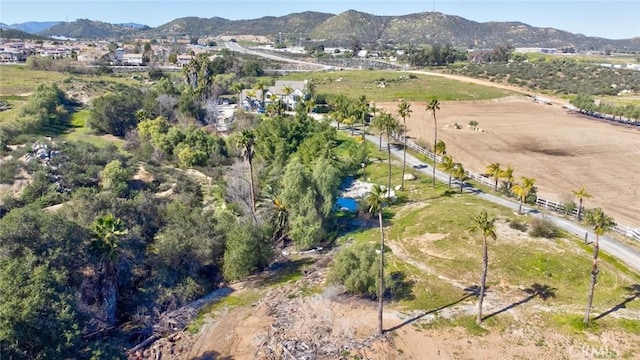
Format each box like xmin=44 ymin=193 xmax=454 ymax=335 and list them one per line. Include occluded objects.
xmin=38 ymin=19 xmax=139 ymax=39
xmin=0 ymin=28 xmax=50 ymax=41
xmin=0 ymin=21 xmax=61 ymax=34
xmin=19 ymin=10 xmax=640 ymax=51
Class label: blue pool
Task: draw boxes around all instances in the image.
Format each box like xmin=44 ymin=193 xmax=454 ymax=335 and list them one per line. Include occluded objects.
xmin=335 ymin=197 xmax=358 ymax=212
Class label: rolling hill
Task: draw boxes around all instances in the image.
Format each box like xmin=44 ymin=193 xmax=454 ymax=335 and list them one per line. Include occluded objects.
xmin=24 ymin=10 xmax=639 ymax=51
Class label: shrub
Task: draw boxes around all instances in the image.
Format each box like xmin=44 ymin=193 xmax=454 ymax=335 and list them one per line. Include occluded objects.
xmin=562 ymin=200 xmax=577 ymax=216
xmin=509 ymin=219 xmax=528 ymax=232
xmin=0 ymin=158 xmax=20 ymax=184
xmin=328 ymin=242 xmax=380 ymax=298
xmin=529 ymin=216 xmax=559 ymax=238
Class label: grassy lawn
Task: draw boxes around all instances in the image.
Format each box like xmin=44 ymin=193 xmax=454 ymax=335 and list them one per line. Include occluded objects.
xmin=0 ymin=64 xmax=146 ymax=96
xmin=62 ymin=109 xmax=126 ymax=150
xmin=282 ymin=70 xmax=514 ymax=102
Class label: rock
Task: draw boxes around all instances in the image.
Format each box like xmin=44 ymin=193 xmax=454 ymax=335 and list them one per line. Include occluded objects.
xmin=395 ymin=185 xmax=402 ymax=191
xmin=403 ymin=173 xmax=417 ymax=181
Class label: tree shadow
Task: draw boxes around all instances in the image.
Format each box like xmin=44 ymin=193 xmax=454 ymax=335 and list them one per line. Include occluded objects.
xmin=190 ymin=351 xmax=234 ymax=360
xmin=385 ymin=285 xmax=480 ymax=333
xmin=593 ymin=284 xmax=640 ymax=321
xmin=257 ymin=258 xmax=317 ymax=287
xmin=386 ymin=271 xmax=415 ymax=301
xmin=483 ymin=283 xmax=556 ymax=321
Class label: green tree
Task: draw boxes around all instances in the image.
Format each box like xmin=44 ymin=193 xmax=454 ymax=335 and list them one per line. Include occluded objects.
xmin=397 ymin=100 xmax=412 ymax=190
xmin=377 ymin=111 xmax=399 ymax=196
xmin=327 ymin=242 xmax=380 ymax=297
xmin=89 ymin=87 xmax=143 ymax=137
xmin=222 ymin=219 xmax=272 ymax=281
xmin=583 ymin=208 xmax=615 ymax=324
xmin=471 ymin=210 xmax=497 ymax=324
xmin=452 ymin=162 xmax=468 ymax=194
xmin=511 ymin=176 xmax=536 ymax=214
xmin=282 ymin=85 xmax=294 ymax=110
xmin=253 ymin=79 xmax=270 ymax=106
xmin=91 ymin=214 xmax=128 ymax=327
xmin=572 ymin=185 xmax=592 ymax=221
xmin=230 ymin=82 xmax=245 ymax=105
xmin=99 ymin=159 xmax=133 ymax=197
xmin=486 ymin=162 xmax=503 ymax=192
xmin=0 ymin=255 xmax=81 ymax=359
xmin=238 ymin=130 xmax=256 ymax=214
xmin=500 ymin=165 xmax=515 ymax=193
xmin=438 ymin=155 xmax=455 ymax=188
xmin=426 ymin=98 xmax=441 ymax=188
xmin=367 ymin=184 xmax=390 ymax=335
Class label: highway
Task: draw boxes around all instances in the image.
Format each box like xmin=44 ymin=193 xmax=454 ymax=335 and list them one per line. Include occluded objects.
xmin=224 ymin=42 xmax=333 ymax=70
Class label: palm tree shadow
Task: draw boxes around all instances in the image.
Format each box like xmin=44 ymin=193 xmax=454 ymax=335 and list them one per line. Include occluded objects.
xmin=483 ymin=283 xmax=556 ymax=321
xmin=385 ymin=285 xmax=481 ymax=333
xmin=593 ymin=284 xmax=640 ymax=321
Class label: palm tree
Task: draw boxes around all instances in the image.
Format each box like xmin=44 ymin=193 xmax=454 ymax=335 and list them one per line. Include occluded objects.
xmin=230 ymin=82 xmax=245 ymax=106
xmin=282 ymin=85 xmax=294 ymax=110
xmin=366 ymin=184 xmax=390 ymax=335
xmin=238 ymin=130 xmax=256 ymax=214
xmin=378 ymin=111 xmax=399 ymax=196
xmin=500 ymin=165 xmax=514 ymax=192
xmin=397 ymin=100 xmax=412 ymax=190
xmin=471 ymin=210 xmax=497 ymax=324
xmin=583 ymin=208 xmax=616 ymax=324
xmin=572 ymin=185 xmax=592 ymax=221
xmin=438 ymin=155 xmax=455 ymax=188
xmin=511 ymin=176 xmax=536 ymax=214
xmin=452 ymin=162 xmax=468 ymax=194
xmin=426 ymin=98 xmax=441 ymax=188
xmin=486 ymin=163 xmax=503 ymax=192
xmin=303 ymin=97 xmax=316 ymax=114
xmin=91 ymin=214 xmax=128 ymax=327
xmin=253 ymin=79 xmax=269 ymax=106
xmin=435 ymin=139 xmax=446 ymax=158
xmin=332 ymin=94 xmax=350 ymax=130
xmin=357 ymin=95 xmax=369 ymax=141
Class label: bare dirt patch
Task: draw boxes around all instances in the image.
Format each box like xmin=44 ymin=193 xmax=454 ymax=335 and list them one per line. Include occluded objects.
xmin=377 ymin=96 xmax=640 ymax=228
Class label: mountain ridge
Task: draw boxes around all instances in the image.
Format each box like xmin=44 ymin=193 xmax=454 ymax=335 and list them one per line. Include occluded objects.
xmin=17 ymin=10 xmax=639 ymax=51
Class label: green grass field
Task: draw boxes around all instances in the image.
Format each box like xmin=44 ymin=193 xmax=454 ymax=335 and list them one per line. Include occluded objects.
xmin=282 ymin=70 xmax=515 ymax=102
xmin=0 ymin=65 xmax=147 ymax=96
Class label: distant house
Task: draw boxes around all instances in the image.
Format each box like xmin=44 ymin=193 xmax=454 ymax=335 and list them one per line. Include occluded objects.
xmin=266 ymin=80 xmax=308 ymax=109
xmin=176 ymin=54 xmax=193 ymax=66
xmin=122 ymin=53 xmax=144 ymax=66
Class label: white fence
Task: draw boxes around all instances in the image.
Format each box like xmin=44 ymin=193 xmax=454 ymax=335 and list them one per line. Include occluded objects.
xmin=391 ymin=132 xmax=640 ymax=242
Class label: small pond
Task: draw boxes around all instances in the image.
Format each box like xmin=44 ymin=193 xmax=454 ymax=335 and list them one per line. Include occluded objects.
xmin=335 ymin=197 xmax=358 ymax=213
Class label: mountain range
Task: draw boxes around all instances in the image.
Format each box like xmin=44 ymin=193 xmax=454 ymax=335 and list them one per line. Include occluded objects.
xmin=4 ymin=11 xmax=639 ymax=51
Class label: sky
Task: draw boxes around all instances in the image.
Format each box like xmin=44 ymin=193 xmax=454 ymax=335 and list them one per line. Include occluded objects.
xmin=1 ymin=0 xmax=639 ymax=39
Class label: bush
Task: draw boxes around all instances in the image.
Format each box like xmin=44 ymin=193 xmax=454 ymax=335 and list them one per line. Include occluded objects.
xmin=509 ymin=219 xmax=528 ymax=232
xmin=529 ymin=216 xmax=559 ymax=238
xmin=328 ymin=242 xmax=380 ymax=298
xmin=0 ymin=158 xmax=20 ymax=184
xmin=562 ymin=200 xmax=577 ymax=216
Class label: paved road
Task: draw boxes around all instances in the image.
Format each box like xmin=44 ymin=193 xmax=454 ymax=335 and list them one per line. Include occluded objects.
xmin=225 ymin=42 xmax=333 ymax=71
xmin=361 ymin=130 xmax=640 ymax=272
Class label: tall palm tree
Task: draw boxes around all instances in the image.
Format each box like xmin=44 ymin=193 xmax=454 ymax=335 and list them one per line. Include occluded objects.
xmin=397 ymin=100 xmax=412 ymax=190
xmin=438 ymin=155 xmax=455 ymax=188
xmin=452 ymin=162 xmax=468 ymax=194
xmin=486 ymin=162 xmax=503 ymax=192
xmin=91 ymin=214 xmax=128 ymax=327
xmin=238 ymin=130 xmax=256 ymax=214
xmin=253 ymin=79 xmax=269 ymax=106
xmin=471 ymin=210 xmax=497 ymax=324
xmin=572 ymin=185 xmax=592 ymax=221
xmin=303 ymin=97 xmax=316 ymax=114
xmin=366 ymin=184 xmax=390 ymax=335
xmin=230 ymin=82 xmax=245 ymax=106
xmin=583 ymin=208 xmax=616 ymax=324
xmin=511 ymin=176 xmax=536 ymax=214
xmin=378 ymin=111 xmax=399 ymax=196
xmin=426 ymin=98 xmax=441 ymax=188
xmin=282 ymin=85 xmax=294 ymax=110
xmin=357 ymin=95 xmax=369 ymax=141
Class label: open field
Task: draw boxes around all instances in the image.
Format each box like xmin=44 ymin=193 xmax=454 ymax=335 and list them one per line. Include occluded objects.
xmin=282 ymin=70 xmax=515 ymax=102
xmin=376 ymin=96 xmax=640 ymax=228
